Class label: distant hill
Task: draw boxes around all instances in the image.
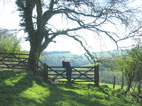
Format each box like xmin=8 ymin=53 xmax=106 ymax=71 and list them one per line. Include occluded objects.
xmin=41 ymin=51 xmax=90 ymax=66
xmin=91 ymin=49 xmax=127 ymax=58
xmin=43 ymin=51 xmax=71 ymax=54
xmin=41 ymin=50 xmax=127 ymax=67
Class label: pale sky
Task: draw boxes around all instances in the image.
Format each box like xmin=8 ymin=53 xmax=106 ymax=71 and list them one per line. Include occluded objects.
xmin=0 ymin=0 xmax=139 ymax=54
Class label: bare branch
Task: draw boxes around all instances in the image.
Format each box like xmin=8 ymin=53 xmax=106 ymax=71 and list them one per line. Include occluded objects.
xmin=66 ymin=34 xmax=98 ymax=63
xmin=42 ymin=0 xmax=55 ymax=26
xmin=117 ymin=26 xmax=142 ymax=42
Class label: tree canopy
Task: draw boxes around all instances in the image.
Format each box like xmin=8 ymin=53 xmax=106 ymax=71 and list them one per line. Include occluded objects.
xmin=104 ymin=46 xmax=142 ymax=93
xmin=15 ymin=0 xmax=142 ymax=73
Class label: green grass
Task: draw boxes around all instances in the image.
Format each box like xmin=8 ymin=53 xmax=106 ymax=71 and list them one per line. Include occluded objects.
xmin=0 ymin=70 xmax=141 ymax=106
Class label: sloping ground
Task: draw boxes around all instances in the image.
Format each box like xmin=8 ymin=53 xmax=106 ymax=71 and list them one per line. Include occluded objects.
xmin=0 ymin=70 xmax=141 ymax=106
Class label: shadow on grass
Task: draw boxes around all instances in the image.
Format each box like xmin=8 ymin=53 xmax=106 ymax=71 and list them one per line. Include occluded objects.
xmin=0 ymin=70 xmax=108 ymax=106
xmin=0 ymin=70 xmax=34 ymax=106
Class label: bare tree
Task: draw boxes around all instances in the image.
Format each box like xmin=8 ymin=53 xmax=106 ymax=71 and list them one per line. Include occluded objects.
xmin=15 ymin=0 xmax=141 ymax=74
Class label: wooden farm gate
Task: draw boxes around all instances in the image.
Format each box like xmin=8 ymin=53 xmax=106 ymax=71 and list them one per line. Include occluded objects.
xmin=43 ymin=64 xmax=99 ymax=86
xmin=0 ymin=53 xmax=29 ymax=70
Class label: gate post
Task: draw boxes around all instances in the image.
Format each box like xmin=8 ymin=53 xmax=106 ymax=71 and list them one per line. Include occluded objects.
xmin=43 ymin=63 xmax=48 ymax=81
xmin=121 ymin=75 xmax=124 ymax=89
xmin=113 ymin=76 xmax=116 ymax=89
xmin=94 ymin=64 xmax=99 ymax=86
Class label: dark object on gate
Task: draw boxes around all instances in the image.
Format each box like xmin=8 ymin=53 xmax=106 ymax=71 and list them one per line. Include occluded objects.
xmin=62 ymin=60 xmax=72 ymax=84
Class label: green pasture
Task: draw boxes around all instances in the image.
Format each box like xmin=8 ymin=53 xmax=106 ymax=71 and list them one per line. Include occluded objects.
xmin=0 ymin=70 xmax=141 ymax=106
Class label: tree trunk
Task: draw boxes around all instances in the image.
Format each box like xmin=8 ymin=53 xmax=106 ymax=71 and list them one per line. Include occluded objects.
xmin=121 ymin=75 xmax=124 ymax=89
xmin=125 ymin=80 xmax=132 ymax=93
xmin=138 ymin=80 xmax=141 ymax=94
xmin=28 ymin=42 xmax=41 ymax=75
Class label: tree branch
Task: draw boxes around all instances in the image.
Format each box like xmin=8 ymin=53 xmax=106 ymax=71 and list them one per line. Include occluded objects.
xmin=66 ymin=34 xmax=97 ymax=63
xmin=41 ymin=26 xmax=82 ymax=51
xmin=117 ymin=26 xmax=142 ymax=42
xmin=42 ymin=0 xmax=55 ymax=26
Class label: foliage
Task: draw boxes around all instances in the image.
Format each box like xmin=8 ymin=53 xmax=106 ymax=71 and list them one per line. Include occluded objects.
xmin=0 ymin=29 xmax=21 ymax=53
xmin=0 ymin=70 xmax=141 ymax=106
xmin=128 ymin=46 xmax=142 ymax=82
xmin=106 ymin=47 xmax=142 ymax=93
xmin=0 ymin=36 xmax=21 ymax=53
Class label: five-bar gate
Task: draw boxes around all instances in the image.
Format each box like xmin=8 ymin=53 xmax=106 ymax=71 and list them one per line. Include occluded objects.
xmin=0 ymin=53 xmax=29 ymax=70
xmin=43 ymin=64 xmax=99 ymax=86
xmin=0 ymin=53 xmax=99 ymax=86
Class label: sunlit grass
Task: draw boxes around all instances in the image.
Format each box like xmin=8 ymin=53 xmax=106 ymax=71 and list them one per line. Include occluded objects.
xmin=20 ymin=81 xmax=50 ymax=104
xmin=4 ymin=72 xmax=27 ymax=86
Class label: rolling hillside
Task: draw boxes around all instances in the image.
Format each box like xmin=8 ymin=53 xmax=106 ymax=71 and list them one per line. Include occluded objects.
xmin=41 ymin=50 xmax=126 ymax=66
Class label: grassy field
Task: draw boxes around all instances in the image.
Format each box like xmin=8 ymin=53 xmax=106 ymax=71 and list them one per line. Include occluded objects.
xmin=0 ymin=70 xmax=141 ymax=106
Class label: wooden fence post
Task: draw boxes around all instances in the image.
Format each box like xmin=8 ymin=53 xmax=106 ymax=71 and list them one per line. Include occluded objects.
xmin=113 ymin=76 xmax=116 ymax=89
xmin=94 ymin=64 xmax=99 ymax=86
xmin=121 ymin=75 xmax=124 ymax=89
xmin=43 ymin=63 xmax=48 ymax=81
